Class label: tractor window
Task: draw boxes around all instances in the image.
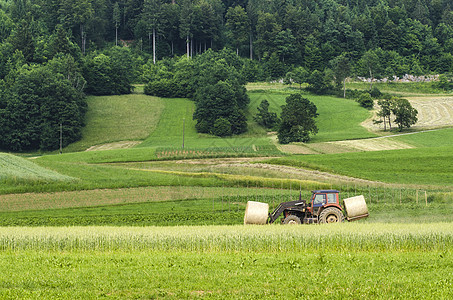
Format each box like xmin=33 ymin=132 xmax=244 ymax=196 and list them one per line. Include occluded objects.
xmin=313 ymin=194 xmax=326 ymax=206
xmin=327 ymin=193 xmax=337 ymax=204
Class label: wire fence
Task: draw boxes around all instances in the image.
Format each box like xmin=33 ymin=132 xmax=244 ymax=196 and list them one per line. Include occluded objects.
xmin=200 ymin=183 xmax=453 ymax=215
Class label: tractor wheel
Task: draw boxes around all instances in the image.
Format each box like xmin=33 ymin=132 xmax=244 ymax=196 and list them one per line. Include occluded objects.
xmin=283 ymin=215 xmax=302 ymax=225
xmin=319 ymin=207 xmax=345 ymax=224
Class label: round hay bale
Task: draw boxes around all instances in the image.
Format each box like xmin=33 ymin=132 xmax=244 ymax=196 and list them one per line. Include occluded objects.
xmin=244 ymin=201 xmax=269 ymax=225
xmin=343 ymin=195 xmax=368 ymax=219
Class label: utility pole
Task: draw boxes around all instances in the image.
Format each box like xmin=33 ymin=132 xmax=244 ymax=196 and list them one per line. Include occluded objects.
xmin=59 ymin=123 xmax=63 ymax=154
xmin=182 ymin=118 xmax=185 ymax=149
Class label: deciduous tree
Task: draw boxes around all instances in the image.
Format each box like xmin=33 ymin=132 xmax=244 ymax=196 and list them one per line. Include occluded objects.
xmin=277 ymin=93 xmax=318 ymax=144
xmin=391 ymin=98 xmax=418 ymax=131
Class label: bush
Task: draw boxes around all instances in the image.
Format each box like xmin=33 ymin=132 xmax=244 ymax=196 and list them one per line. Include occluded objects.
xmin=370 ymin=87 xmax=382 ymax=98
xmin=357 ymin=92 xmax=374 ymax=109
xmin=228 ymin=110 xmax=248 ymax=135
xmin=254 ymin=100 xmax=279 ymax=130
xmin=435 ymin=74 xmax=453 ymax=91
xmin=212 ymin=118 xmax=232 ymax=137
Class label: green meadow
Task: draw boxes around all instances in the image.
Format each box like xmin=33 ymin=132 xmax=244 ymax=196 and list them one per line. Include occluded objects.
xmin=265 ymin=145 xmax=453 ymax=186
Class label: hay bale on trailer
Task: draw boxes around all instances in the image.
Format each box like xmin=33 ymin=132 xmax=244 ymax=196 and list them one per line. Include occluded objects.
xmin=343 ymin=195 xmax=369 ymax=221
xmin=244 ymin=201 xmax=269 ymax=225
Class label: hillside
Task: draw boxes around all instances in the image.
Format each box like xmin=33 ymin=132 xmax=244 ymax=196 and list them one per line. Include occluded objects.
xmin=0 ymin=153 xmax=73 ymax=184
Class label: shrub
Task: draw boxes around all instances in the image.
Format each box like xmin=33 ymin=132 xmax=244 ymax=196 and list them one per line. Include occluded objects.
xmin=357 ymin=92 xmax=374 ymax=109
xmin=370 ymin=87 xmax=382 ymax=98
xmin=254 ymin=100 xmax=279 ymax=130
xmin=212 ymin=118 xmax=232 ymax=137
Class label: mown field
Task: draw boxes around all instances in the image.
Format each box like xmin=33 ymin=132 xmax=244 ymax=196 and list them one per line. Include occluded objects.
xmin=1 ymin=224 xmax=453 ymax=298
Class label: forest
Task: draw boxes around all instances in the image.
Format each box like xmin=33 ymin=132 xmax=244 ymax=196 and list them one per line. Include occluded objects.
xmin=1 ymin=0 xmax=452 ymax=74
xmin=0 ymin=0 xmax=452 ymax=151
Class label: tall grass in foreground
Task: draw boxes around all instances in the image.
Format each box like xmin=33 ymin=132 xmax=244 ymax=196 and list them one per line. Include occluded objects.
xmin=1 ymin=224 xmax=452 ymax=252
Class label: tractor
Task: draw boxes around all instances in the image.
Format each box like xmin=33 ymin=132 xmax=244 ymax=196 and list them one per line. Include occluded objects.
xmin=266 ymin=190 xmax=368 ymax=224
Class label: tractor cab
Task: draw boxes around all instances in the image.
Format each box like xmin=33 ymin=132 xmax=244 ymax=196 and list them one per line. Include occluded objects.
xmin=309 ymin=190 xmax=342 ymax=217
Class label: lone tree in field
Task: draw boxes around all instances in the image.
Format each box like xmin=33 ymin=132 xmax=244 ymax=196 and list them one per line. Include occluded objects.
xmin=376 ymin=98 xmax=393 ymax=131
xmin=391 ymin=98 xmax=418 ymax=131
xmin=277 ymin=94 xmax=318 ymax=144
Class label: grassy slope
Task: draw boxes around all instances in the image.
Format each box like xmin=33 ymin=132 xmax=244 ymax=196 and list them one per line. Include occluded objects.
xmin=138 ymin=97 xmax=272 ymax=149
xmin=64 ymin=94 xmax=164 ymax=152
xmin=249 ymin=92 xmax=376 ymax=142
xmin=390 ymin=128 xmax=453 ymax=148
xmin=0 ymin=153 xmax=73 ymax=183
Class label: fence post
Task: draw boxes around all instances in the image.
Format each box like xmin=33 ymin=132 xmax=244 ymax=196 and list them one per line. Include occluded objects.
xmin=416 ymin=190 xmax=419 ymax=204
xmin=290 ymin=181 xmax=292 ymax=201
xmin=425 ymin=191 xmax=428 ymax=206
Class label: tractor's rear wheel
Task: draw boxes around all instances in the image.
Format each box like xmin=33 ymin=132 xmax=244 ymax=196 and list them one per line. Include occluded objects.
xmin=283 ymin=215 xmax=302 ymax=225
xmin=319 ymin=207 xmax=345 ymax=224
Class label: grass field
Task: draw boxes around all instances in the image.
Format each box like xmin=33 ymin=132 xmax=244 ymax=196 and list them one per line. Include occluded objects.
xmin=265 ymin=145 xmax=453 ymax=187
xmin=390 ymin=128 xmax=453 ymax=148
xmin=1 ymin=224 xmax=453 ymax=298
xmin=2 ymin=82 xmax=453 ymax=297
xmin=345 ymin=81 xmax=447 ymax=96
xmin=63 ymin=94 xmax=164 ymax=152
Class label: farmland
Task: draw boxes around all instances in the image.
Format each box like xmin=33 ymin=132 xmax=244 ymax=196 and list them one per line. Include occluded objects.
xmin=1 ymin=224 xmax=453 ymax=298
xmin=2 ymin=83 xmax=453 ymax=298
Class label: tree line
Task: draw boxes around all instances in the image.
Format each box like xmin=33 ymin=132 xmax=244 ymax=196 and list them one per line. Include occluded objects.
xmin=1 ymin=0 xmax=453 ymax=75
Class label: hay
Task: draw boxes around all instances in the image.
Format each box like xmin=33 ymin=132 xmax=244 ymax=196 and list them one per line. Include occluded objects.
xmin=343 ymin=195 xmax=369 ymax=220
xmin=244 ymin=201 xmax=269 ymax=225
